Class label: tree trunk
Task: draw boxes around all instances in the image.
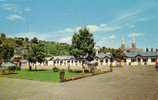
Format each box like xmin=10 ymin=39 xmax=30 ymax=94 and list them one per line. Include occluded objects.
xmin=29 ymin=62 xmax=32 ymax=71
xmin=35 ymin=63 xmax=37 ymax=71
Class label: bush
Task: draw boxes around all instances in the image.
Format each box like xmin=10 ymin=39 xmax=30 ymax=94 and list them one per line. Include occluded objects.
xmin=16 ymin=66 xmax=21 ymax=70
xmin=68 ymin=69 xmax=82 ymax=73
xmin=8 ymin=66 xmax=16 ymax=72
xmin=84 ymin=69 xmax=90 ymax=73
xmin=73 ymin=70 xmax=82 ymax=73
xmin=52 ymin=67 xmax=60 ymax=72
xmin=0 ymin=66 xmax=16 ymax=75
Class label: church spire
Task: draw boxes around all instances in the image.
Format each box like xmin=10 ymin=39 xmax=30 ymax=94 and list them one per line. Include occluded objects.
xmin=121 ymin=34 xmax=125 ymax=50
xmin=131 ymin=32 xmax=136 ymax=48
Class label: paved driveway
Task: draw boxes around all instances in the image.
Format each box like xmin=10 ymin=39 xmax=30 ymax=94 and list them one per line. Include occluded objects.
xmin=0 ymin=66 xmax=158 ymax=100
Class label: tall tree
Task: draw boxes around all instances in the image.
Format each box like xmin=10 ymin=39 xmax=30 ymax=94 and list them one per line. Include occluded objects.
xmin=70 ymin=27 xmax=95 ymax=61
xmin=100 ymin=47 xmax=125 ymax=61
xmin=31 ymin=37 xmax=38 ymax=44
xmin=16 ymin=39 xmax=23 ymax=46
xmin=27 ymin=43 xmax=46 ymax=71
xmin=0 ymin=45 xmax=14 ymax=62
xmin=0 ymin=33 xmax=6 ymax=38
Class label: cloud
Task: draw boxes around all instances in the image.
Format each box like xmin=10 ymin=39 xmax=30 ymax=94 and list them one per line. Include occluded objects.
xmin=0 ymin=3 xmax=32 ymax=14
xmin=58 ymin=36 xmax=72 ymax=44
xmin=0 ymin=3 xmax=21 ymax=13
xmin=57 ymin=24 xmax=121 ymax=34
xmin=13 ymin=32 xmax=72 ymax=44
xmin=6 ymin=14 xmax=24 ymax=21
xmin=24 ymin=7 xmax=31 ymax=12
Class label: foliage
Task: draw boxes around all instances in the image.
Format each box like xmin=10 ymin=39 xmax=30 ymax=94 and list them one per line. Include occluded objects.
xmin=70 ymin=27 xmax=95 ymax=61
xmin=0 ymin=66 xmax=16 ymax=75
xmin=15 ymin=39 xmax=23 ymax=46
xmin=0 ymin=33 xmax=6 ymax=38
xmin=7 ymin=66 xmax=16 ymax=71
xmin=0 ymin=33 xmax=71 ymax=57
xmin=100 ymin=47 xmax=125 ymax=60
xmin=27 ymin=43 xmax=46 ymax=64
xmin=45 ymin=42 xmax=71 ymax=56
xmin=68 ymin=69 xmax=82 ymax=73
xmin=0 ymin=45 xmax=14 ymax=62
xmin=52 ymin=67 xmax=60 ymax=72
xmin=31 ymin=37 xmax=38 ymax=44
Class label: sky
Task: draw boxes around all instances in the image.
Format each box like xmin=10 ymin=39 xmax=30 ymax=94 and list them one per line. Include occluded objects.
xmin=0 ymin=0 xmax=158 ymax=48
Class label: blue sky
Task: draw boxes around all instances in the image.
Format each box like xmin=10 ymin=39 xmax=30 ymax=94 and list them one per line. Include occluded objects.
xmin=0 ymin=0 xmax=158 ymax=48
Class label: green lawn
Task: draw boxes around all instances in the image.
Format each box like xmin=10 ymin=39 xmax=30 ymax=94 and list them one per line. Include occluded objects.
xmin=1 ymin=70 xmax=82 ymax=82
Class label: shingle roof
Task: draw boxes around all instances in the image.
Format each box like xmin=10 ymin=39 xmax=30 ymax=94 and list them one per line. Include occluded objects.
xmin=95 ymin=52 xmax=112 ymax=59
xmin=125 ymin=51 xmax=158 ymax=58
xmin=49 ymin=56 xmax=75 ymax=61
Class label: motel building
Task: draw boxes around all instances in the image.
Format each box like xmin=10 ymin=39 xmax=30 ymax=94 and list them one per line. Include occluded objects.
xmin=121 ymin=33 xmax=158 ymax=66
xmin=47 ymin=53 xmax=113 ymax=71
xmin=125 ymin=50 xmax=158 ymax=66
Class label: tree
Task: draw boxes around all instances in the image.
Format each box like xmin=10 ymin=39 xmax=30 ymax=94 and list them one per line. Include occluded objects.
xmin=0 ymin=33 xmax=6 ymax=38
xmin=0 ymin=40 xmax=2 ymax=45
xmin=31 ymin=37 xmax=38 ymax=44
xmin=16 ymin=39 xmax=23 ymax=46
xmin=70 ymin=27 xmax=95 ymax=61
xmin=0 ymin=45 xmax=14 ymax=62
xmin=100 ymin=47 xmax=125 ymax=61
xmin=27 ymin=43 xmax=46 ymax=71
xmin=24 ymin=37 xmax=29 ymax=42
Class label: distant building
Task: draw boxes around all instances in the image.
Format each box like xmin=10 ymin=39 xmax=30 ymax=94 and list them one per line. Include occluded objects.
xmin=120 ymin=33 xmax=158 ymax=66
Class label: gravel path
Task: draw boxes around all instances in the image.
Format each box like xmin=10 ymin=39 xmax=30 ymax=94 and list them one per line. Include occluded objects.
xmin=0 ymin=66 xmax=158 ymax=100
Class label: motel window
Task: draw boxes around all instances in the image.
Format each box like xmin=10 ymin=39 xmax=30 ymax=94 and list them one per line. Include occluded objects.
xmin=71 ymin=60 xmax=73 ymax=63
xmin=110 ymin=59 xmax=113 ymax=62
xmin=67 ymin=60 xmax=70 ymax=63
xmin=151 ymin=58 xmax=156 ymax=62
xmin=56 ymin=61 xmax=59 ymax=63
xmin=124 ymin=59 xmax=126 ymax=62
xmin=143 ymin=58 xmax=148 ymax=62
xmin=106 ymin=59 xmax=108 ymax=63
xmin=131 ymin=58 xmax=136 ymax=62
xmin=60 ymin=61 xmax=63 ymax=63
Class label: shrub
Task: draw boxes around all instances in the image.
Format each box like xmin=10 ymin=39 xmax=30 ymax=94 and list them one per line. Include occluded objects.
xmin=52 ymin=67 xmax=60 ymax=72
xmin=16 ymin=66 xmax=21 ymax=70
xmin=0 ymin=66 xmax=16 ymax=74
xmin=73 ymin=70 xmax=82 ymax=73
xmin=8 ymin=66 xmax=16 ymax=72
xmin=84 ymin=69 xmax=90 ymax=73
xmin=68 ymin=69 xmax=82 ymax=73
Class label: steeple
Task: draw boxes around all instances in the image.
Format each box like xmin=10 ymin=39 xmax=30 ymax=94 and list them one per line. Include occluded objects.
xmin=131 ymin=32 xmax=136 ymax=48
xmin=121 ymin=34 xmax=125 ymax=49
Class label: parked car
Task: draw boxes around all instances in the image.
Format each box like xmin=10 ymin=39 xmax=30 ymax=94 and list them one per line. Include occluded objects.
xmin=155 ymin=59 xmax=158 ymax=70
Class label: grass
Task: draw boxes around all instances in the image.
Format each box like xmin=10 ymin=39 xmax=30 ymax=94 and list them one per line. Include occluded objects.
xmin=1 ymin=69 xmax=82 ymax=82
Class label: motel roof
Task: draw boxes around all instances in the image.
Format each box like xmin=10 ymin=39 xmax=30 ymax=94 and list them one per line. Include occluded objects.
xmin=125 ymin=51 xmax=158 ymax=58
xmin=95 ymin=52 xmax=113 ymax=59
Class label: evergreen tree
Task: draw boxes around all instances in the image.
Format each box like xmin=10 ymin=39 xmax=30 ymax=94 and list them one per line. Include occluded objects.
xmin=70 ymin=27 xmax=95 ymax=61
xmin=27 ymin=43 xmax=46 ymax=71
